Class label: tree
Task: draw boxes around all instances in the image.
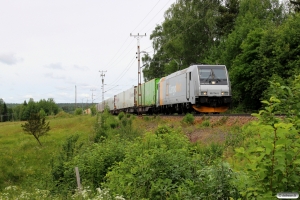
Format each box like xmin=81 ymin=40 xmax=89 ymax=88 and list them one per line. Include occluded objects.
xmin=75 ymin=108 xmax=83 ymax=115
xmin=21 ymin=113 xmax=50 ymax=146
xmin=90 ymin=105 xmax=97 ymax=116
xmin=290 ymin=0 xmax=300 ymax=12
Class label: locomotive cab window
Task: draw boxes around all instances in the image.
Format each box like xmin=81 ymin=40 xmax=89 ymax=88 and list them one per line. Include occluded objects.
xmin=198 ymin=66 xmax=227 ymax=85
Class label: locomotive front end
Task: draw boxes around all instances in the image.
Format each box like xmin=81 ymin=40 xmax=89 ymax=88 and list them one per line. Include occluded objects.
xmin=193 ymin=65 xmax=231 ymax=113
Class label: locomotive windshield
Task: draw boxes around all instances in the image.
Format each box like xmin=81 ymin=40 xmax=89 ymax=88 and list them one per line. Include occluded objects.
xmin=198 ymin=66 xmax=227 ymax=85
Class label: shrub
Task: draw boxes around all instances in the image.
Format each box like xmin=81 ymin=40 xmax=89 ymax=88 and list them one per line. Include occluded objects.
xmin=50 ymin=134 xmax=83 ymax=196
xmin=182 ymin=113 xmax=195 ymax=125
xmin=104 ymin=128 xmax=239 ymax=199
xmin=75 ymin=108 xmax=83 ymax=115
xmin=118 ymin=112 xmax=125 ymax=120
xmin=201 ymin=120 xmax=210 ymax=127
xmin=234 ymin=96 xmax=300 ymax=198
xmin=63 ymin=136 xmax=127 ymax=192
xmin=55 ymin=111 xmax=72 ymax=118
xmin=39 ymin=108 xmax=47 ymax=118
xmin=90 ymin=105 xmax=97 ymax=116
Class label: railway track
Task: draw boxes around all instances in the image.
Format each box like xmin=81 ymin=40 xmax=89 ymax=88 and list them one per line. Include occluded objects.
xmin=137 ymin=113 xmax=286 ymax=117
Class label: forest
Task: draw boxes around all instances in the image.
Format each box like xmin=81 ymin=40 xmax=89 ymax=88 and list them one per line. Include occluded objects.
xmin=142 ymin=0 xmax=300 ymax=111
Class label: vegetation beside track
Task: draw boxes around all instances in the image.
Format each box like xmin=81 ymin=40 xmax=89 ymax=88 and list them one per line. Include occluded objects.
xmin=1 ymin=74 xmax=300 ymax=199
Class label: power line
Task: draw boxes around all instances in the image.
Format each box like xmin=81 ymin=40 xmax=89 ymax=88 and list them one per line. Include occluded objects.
xmin=107 ymin=56 xmax=136 ymax=86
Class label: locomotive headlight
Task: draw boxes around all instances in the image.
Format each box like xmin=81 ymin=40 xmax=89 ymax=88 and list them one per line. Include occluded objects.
xmin=221 ymin=92 xmax=229 ymax=96
xmin=201 ymin=91 xmax=207 ymax=95
xmin=211 ymin=81 xmax=216 ymax=84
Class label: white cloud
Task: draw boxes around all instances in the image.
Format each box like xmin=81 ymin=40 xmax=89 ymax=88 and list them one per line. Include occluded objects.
xmin=23 ymin=94 xmax=33 ymax=99
xmin=44 ymin=72 xmax=66 ymax=80
xmin=0 ymin=53 xmax=23 ymax=65
xmin=45 ymin=63 xmax=64 ymax=70
xmin=72 ymin=65 xmax=89 ymax=71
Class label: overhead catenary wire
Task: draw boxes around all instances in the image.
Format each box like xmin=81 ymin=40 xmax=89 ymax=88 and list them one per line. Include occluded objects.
xmin=94 ymin=1 xmax=179 ymax=102
xmin=103 ymin=1 xmax=172 ymax=72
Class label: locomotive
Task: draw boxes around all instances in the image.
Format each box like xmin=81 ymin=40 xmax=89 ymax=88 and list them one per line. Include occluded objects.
xmin=96 ymin=64 xmax=231 ymax=114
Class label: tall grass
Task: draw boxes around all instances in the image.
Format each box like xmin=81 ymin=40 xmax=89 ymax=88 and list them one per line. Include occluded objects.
xmin=0 ymin=115 xmax=96 ymax=191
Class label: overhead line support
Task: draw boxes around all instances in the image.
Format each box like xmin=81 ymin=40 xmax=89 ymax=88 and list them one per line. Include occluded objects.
xmin=99 ymin=70 xmax=107 ymax=109
xmin=130 ymin=33 xmax=146 ymax=115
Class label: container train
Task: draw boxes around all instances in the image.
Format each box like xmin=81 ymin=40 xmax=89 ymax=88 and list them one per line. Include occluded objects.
xmin=96 ymin=64 xmax=231 ymax=114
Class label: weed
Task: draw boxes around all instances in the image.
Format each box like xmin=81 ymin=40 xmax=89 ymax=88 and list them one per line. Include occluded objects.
xmin=118 ymin=112 xmax=125 ymax=120
xmin=182 ymin=113 xmax=195 ymax=125
xmin=212 ymin=116 xmax=228 ymax=127
xmin=144 ymin=116 xmax=150 ymax=121
xmin=201 ymin=120 xmax=210 ymax=127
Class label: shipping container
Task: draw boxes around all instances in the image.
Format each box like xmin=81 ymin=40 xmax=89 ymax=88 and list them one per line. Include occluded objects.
xmin=135 ymin=78 xmax=160 ymax=113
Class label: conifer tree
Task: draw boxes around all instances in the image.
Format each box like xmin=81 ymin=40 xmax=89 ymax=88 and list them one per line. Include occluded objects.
xmin=21 ymin=113 xmax=50 ymax=146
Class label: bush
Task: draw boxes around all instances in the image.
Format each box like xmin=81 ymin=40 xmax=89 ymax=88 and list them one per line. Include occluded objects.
xmin=90 ymin=105 xmax=97 ymax=116
xmin=104 ymin=128 xmax=238 ymax=199
xmin=118 ymin=112 xmax=125 ymax=120
xmin=50 ymin=134 xmax=83 ymax=196
xmin=201 ymin=120 xmax=210 ymax=127
xmin=182 ymin=113 xmax=195 ymax=125
xmin=55 ymin=111 xmax=72 ymax=118
xmin=62 ymin=136 xmax=127 ymax=192
xmin=233 ymin=77 xmax=300 ymax=198
xmin=75 ymin=108 xmax=83 ymax=115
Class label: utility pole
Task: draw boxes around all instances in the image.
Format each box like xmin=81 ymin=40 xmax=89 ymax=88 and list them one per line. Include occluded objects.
xmin=90 ymin=89 xmax=96 ymax=104
xmin=130 ymin=33 xmax=146 ymax=115
xmin=99 ymin=70 xmax=107 ymax=109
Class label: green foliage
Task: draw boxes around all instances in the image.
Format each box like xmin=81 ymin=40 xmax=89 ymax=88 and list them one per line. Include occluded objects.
xmin=62 ymin=137 xmax=127 ymax=192
xmin=0 ymin=98 xmax=9 ymax=122
xmin=182 ymin=113 xmax=195 ymax=125
xmin=55 ymin=111 xmax=73 ymax=118
xmin=0 ymin=186 xmax=50 ymax=200
xmin=201 ymin=120 xmax=210 ymax=127
xmin=104 ymin=127 xmax=237 ymax=199
xmin=118 ymin=112 xmax=125 ymax=120
xmin=39 ymin=108 xmax=47 ymax=118
xmin=21 ymin=113 xmax=50 ymax=146
xmin=75 ymin=108 xmax=83 ymax=115
xmin=37 ymin=98 xmax=59 ymax=116
xmin=225 ymin=125 xmax=247 ymax=150
xmin=143 ymin=0 xmax=234 ymax=79
xmin=94 ymin=110 xmax=139 ymax=142
xmin=197 ymin=142 xmax=225 ymax=165
xmin=155 ymin=125 xmax=172 ymax=135
xmin=90 ymin=105 xmax=97 ymax=116
xmin=233 ymin=77 xmax=300 ymax=198
xmin=10 ymin=98 xmax=60 ymax=121
xmin=50 ymin=134 xmax=83 ymax=196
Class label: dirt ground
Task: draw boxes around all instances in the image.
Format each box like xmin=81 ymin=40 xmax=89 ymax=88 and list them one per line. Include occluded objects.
xmin=157 ymin=115 xmax=257 ymax=143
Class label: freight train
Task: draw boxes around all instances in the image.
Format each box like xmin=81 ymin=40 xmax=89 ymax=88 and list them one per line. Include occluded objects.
xmin=96 ymin=64 xmax=231 ymax=114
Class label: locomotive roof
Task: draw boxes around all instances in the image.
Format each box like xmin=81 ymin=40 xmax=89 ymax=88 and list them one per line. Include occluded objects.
xmin=163 ymin=64 xmax=226 ymax=79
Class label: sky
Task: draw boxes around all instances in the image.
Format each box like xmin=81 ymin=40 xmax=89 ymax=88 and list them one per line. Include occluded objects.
xmin=0 ymin=0 xmax=176 ymax=104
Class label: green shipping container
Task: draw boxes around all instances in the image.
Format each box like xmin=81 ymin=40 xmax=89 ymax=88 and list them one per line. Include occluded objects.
xmin=136 ymin=78 xmax=160 ymax=106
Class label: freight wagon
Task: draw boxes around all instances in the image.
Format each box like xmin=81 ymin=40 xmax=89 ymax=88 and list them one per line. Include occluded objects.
xmin=97 ymin=64 xmax=231 ymax=114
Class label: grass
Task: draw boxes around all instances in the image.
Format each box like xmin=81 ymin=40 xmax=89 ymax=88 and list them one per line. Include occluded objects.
xmin=0 ymin=115 xmax=96 ymax=191
xmin=0 ymin=113 xmax=254 ymax=195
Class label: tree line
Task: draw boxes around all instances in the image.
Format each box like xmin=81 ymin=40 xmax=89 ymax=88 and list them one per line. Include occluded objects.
xmin=0 ymin=99 xmax=9 ymax=122
xmin=0 ymin=98 xmax=60 ymax=122
xmin=0 ymin=98 xmax=98 ymax=122
xmin=143 ymin=0 xmax=300 ymax=111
